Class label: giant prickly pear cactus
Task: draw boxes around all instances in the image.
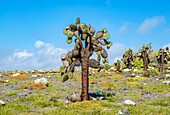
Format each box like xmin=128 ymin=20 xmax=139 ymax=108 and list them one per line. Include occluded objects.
xmin=155 ymin=47 xmax=170 ymax=72
xmin=122 ymin=48 xmax=136 ymax=69
xmin=61 ymin=18 xmax=112 ymax=101
xmin=138 ymin=43 xmax=153 ymax=71
xmin=114 ymin=60 xmax=121 ymax=72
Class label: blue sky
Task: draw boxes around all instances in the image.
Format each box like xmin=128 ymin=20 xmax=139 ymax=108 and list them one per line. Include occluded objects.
xmin=0 ymin=0 xmax=170 ymax=71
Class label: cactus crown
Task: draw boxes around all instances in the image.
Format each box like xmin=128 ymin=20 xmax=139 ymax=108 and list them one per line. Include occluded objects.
xmin=63 ymin=17 xmax=112 ymax=64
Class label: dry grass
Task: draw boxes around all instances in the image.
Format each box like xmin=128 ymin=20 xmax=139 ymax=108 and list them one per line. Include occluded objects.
xmin=5 ymin=71 xmax=13 ymax=75
xmin=114 ymin=73 xmax=124 ymax=78
xmin=18 ymin=82 xmax=47 ymax=90
xmin=100 ymin=82 xmax=117 ymax=87
xmin=8 ymin=73 xmax=29 ymax=80
xmin=76 ymin=78 xmax=101 ymax=83
xmin=132 ymin=77 xmax=148 ymax=81
xmin=127 ymin=81 xmax=140 ymax=86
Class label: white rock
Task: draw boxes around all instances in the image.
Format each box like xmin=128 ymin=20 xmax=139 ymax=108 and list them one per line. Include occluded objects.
xmin=106 ymin=71 xmax=110 ymax=74
xmin=162 ymin=81 xmax=170 ymax=85
xmin=118 ymin=110 xmax=123 ymax=115
xmin=4 ymin=80 xmax=9 ymax=83
xmin=64 ymin=99 xmax=71 ymax=104
xmin=131 ymin=73 xmax=136 ymax=76
xmin=124 ymin=100 xmax=136 ymax=105
xmin=0 ymin=100 xmax=5 ymax=105
xmin=123 ymin=68 xmax=131 ymax=72
xmin=99 ymin=97 xmax=105 ymax=100
xmin=38 ymin=70 xmax=44 ymax=73
xmin=32 ymin=74 xmax=42 ymax=78
xmin=48 ymin=76 xmax=52 ymax=79
xmin=135 ymin=75 xmax=141 ymax=78
xmin=34 ymin=79 xmax=41 ymax=84
xmin=133 ymin=69 xmax=137 ymax=72
xmin=32 ymin=75 xmax=38 ymax=78
xmin=109 ymin=67 xmax=116 ymax=71
xmin=100 ymin=69 xmax=105 ymax=73
xmin=0 ymin=70 xmax=4 ymax=73
xmin=0 ymin=79 xmax=9 ymax=83
xmin=118 ymin=110 xmax=130 ymax=115
xmin=90 ymin=97 xmax=97 ymax=100
xmin=165 ymin=74 xmax=170 ymax=78
xmin=148 ymin=66 xmax=154 ymax=69
xmin=34 ymin=78 xmax=49 ymax=86
xmin=12 ymin=73 xmax=20 ymax=77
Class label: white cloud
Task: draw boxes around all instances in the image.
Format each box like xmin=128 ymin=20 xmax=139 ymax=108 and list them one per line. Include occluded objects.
xmin=107 ymin=43 xmax=126 ymax=63
xmin=13 ymin=49 xmax=33 ymax=59
xmin=163 ymin=43 xmax=170 ymax=48
xmin=138 ymin=16 xmax=165 ymax=33
xmin=0 ymin=40 xmax=128 ymax=71
xmin=0 ymin=40 xmax=67 ymax=71
xmin=35 ymin=40 xmax=45 ymax=48
xmin=118 ymin=23 xmax=129 ymax=34
xmin=35 ymin=41 xmax=66 ymax=55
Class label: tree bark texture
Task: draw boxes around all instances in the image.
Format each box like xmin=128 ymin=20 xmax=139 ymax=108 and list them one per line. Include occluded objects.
xmin=127 ymin=59 xmax=132 ymax=69
xmin=159 ymin=50 xmax=164 ymax=72
xmin=143 ymin=52 xmax=148 ymax=71
xmin=81 ymin=48 xmax=90 ymax=101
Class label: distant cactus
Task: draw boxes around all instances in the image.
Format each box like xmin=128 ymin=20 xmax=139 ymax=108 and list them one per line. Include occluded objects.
xmin=137 ymin=43 xmax=153 ymax=71
xmin=61 ymin=18 xmax=112 ymax=101
xmin=122 ymin=49 xmax=136 ymax=69
xmin=155 ymin=47 xmax=170 ymax=72
xmin=114 ymin=60 xmax=121 ymax=72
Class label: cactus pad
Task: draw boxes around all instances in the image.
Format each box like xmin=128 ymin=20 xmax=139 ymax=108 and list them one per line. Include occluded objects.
xmin=106 ymin=42 xmax=112 ymax=49
xmin=103 ymin=33 xmax=110 ymax=40
xmin=66 ymin=38 xmax=72 ymax=44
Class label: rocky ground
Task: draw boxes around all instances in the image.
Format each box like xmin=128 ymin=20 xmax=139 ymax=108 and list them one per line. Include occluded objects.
xmin=0 ymin=68 xmax=170 ymax=115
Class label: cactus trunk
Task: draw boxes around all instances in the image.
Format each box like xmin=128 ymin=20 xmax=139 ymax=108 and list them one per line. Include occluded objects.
xmin=81 ymin=48 xmax=90 ymax=101
xmin=143 ymin=52 xmax=148 ymax=71
xmin=159 ymin=49 xmax=164 ymax=72
xmin=127 ymin=59 xmax=132 ymax=69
